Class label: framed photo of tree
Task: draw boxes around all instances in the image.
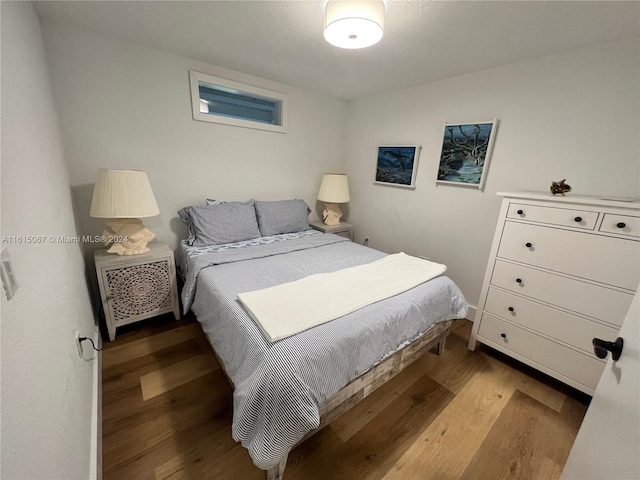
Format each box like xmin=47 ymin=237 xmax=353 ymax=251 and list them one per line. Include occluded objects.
xmin=436 ymin=120 xmax=498 ymax=190
xmin=374 ymin=145 xmax=421 ymax=189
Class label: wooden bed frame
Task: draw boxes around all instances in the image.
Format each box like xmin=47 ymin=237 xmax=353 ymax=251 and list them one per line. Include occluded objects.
xmin=208 ymin=319 xmax=451 ymax=479
xmin=182 ymin=260 xmax=452 ymax=478
xmin=251 ymin=319 xmax=453 ymax=480
xmin=178 ymin=233 xmax=457 ymax=477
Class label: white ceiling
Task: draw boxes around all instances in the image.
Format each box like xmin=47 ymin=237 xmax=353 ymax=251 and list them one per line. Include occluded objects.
xmin=33 ymin=1 xmax=640 ymax=100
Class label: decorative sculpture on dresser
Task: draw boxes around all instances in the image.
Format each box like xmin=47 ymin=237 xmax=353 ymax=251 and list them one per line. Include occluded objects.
xmin=550 ymin=179 xmax=572 ymax=195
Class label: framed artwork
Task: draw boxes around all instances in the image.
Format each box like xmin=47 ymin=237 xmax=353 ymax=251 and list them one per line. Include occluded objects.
xmin=436 ymin=119 xmax=498 ymax=190
xmin=374 ymin=145 xmax=421 ymax=189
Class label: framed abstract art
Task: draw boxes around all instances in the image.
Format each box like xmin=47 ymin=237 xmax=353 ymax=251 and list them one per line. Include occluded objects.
xmin=436 ymin=120 xmax=498 ymax=190
xmin=374 ymin=145 xmax=421 ymax=189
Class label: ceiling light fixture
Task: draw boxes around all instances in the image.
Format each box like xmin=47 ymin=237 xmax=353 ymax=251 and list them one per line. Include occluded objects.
xmin=324 ymin=0 xmax=385 ymax=49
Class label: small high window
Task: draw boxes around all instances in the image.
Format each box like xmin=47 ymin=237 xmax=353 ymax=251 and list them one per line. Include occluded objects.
xmin=189 ymin=71 xmax=288 ymax=134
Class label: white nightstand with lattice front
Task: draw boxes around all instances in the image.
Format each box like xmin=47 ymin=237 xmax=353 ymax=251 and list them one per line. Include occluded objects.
xmin=94 ymin=243 xmax=180 ymax=340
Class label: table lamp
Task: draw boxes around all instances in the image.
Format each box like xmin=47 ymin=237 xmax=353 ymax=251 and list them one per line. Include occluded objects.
xmin=317 ymin=173 xmax=350 ymax=226
xmin=90 ymin=169 xmax=160 ymax=255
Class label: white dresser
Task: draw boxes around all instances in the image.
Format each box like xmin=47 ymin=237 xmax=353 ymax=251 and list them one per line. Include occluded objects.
xmin=469 ymin=192 xmax=640 ymax=394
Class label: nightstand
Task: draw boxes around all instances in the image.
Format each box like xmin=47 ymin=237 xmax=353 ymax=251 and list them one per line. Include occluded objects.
xmin=310 ymin=221 xmax=354 ymax=241
xmin=94 ymin=243 xmax=180 ymax=340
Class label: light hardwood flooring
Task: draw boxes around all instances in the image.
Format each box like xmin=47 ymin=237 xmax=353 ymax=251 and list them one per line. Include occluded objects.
xmin=102 ymin=315 xmax=589 ymax=480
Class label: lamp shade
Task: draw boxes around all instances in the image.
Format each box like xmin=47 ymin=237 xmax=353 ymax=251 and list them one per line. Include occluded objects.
xmin=317 ymin=173 xmax=350 ymax=203
xmin=324 ymin=0 xmax=385 ymax=49
xmin=90 ymin=169 xmax=160 ymax=218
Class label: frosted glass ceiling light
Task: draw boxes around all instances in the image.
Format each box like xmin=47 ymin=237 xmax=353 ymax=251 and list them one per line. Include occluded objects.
xmin=324 ymin=0 xmax=385 ymax=49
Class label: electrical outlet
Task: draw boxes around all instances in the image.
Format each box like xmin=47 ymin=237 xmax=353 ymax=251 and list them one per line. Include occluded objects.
xmin=75 ymin=331 xmax=83 ymax=357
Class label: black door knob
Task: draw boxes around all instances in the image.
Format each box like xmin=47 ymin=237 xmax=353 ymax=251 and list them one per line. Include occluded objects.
xmin=517 ymin=209 xmax=524 ymax=215
xmin=515 ymin=278 xmax=522 ymax=284
xmin=508 ymin=307 xmax=514 ymax=312
xmin=593 ymin=337 xmax=624 ymax=361
xmin=574 ymin=217 xmax=582 ymax=222
xmin=500 ymin=333 xmax=507 ymax=338
xmin=525 ymin=242 xmax=533 ymax=248
xmin=617 ymin=222 xmax=626 ymax=229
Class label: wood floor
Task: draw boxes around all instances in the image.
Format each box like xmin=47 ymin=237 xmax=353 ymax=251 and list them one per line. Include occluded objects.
xmin=102 ymin=314 xmax=589 ymax=480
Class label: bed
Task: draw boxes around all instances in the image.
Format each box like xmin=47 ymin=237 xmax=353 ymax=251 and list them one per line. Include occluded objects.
xmin=177 ymin=199 xmax=468 ymax=479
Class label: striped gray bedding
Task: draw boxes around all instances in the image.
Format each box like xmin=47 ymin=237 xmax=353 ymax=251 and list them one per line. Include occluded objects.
xmin=184 ymin=233 xmax=468 ymax=470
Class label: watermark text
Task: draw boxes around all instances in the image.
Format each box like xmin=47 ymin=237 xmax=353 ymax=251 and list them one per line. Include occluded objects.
xmin=2 ymin=235 xmax=128 ymax=244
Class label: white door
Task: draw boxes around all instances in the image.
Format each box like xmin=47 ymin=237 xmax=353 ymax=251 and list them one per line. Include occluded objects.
xmin=561 ymin=286 xmax=640 ymax=480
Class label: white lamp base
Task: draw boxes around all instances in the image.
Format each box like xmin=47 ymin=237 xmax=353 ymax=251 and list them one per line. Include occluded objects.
xmin=103 ymin=218 xmax=155 ymax=255
xmin=322 ymin=203 xmax=343 ymax=226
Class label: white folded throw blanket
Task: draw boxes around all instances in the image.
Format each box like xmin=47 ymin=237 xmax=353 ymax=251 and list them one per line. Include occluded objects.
xmin=237 ymin=252 xmax=447 ymax=342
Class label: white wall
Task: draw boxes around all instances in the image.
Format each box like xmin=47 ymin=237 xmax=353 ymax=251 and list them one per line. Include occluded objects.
xmin=345 ymin=38 xmax=640 ymax=310
xmin=40 ymin=21 xmax=348 ymax=252
xmin=1 ymin=3 xmax=98 ymax=479
xmin=2 ymin=7 xmax=634 ymax=478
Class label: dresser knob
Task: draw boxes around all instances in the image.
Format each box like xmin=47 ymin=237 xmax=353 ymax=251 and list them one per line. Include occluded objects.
xmin=616 ymin=222 xmax=626 ymax=229
xmin=517 ymin=209 xmax=524 ymax=215
xmin=500 ymin=333 xmax=507 ymax=339
xmin=593 ymin=337 xmax=623 ymax=361
xmin=574 ymin=217 xmax=582 ymax=223
xmin=525 ymin=242 xmax=532 ymax=248
xmin=508 ymin=307 xmax=514 ymax=312
xmin=516 ymin=278 xmax=523 ymax=284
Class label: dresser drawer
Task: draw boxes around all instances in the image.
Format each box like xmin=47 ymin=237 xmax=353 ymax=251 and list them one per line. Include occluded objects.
xmin=508 ymin=203 xmax=598 ymax=230
xmin=484 ymin=287 xmax=619 ymax=354
xmin=598 ymin=213 xmax=640 ymax=238
xmin=477 ymin=313 xmax=605 ymax=390
xmin=491 ymin=260 xmax=632 ymax=326
xmin=498 ymin=221 xmax=639 ymax=290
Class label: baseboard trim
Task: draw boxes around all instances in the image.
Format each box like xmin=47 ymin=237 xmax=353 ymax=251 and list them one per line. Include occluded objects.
xmin=467 ymin=305 xmax=477 ymax=321
xmin=89 ymin=326 xmax=102 ymax=480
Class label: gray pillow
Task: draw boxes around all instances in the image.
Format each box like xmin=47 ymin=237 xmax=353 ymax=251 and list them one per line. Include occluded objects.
xmin=178 ymin=200 xmax=261 ymax=246
xmin=177 ymin=207 xmax=197 ymax=245
xmin=254 ymin=199 xmax=311 ymax=237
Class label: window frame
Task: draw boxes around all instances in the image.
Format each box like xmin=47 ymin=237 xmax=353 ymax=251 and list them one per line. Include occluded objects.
xmin=189 ymin=71 xmax=288 ymax=134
